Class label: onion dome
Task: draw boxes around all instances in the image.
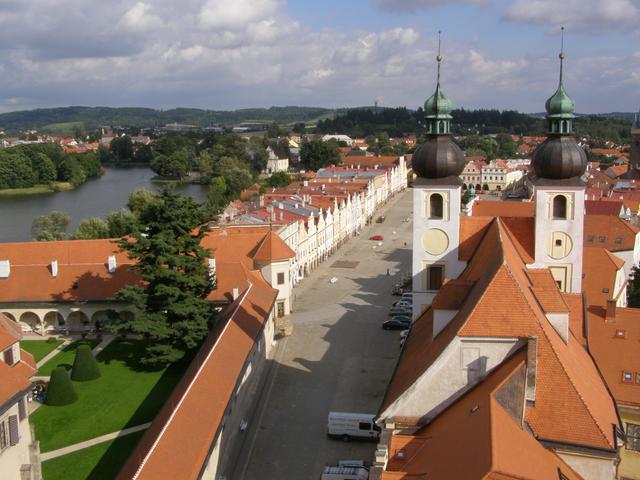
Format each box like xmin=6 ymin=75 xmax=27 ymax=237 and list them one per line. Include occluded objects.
xmin=413 ymin=32 xmax=464 ymax=179
xmin=530 ymin=28 xmax=586 ymax=181
xmin=413 ymin=136 xmax=465 ymax=178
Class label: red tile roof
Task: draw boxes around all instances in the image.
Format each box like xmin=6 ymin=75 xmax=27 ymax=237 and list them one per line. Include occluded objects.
xmin=583 ymin=248 xmax=626 ymax=307
xmin=472 ymin=200 xmax=534 ymax=218
xmin=585 ymin=200 xmax=623 ymax=216
xmin=382 ymin=350 xmax=581 ymax=480
xmin=588 ymin=306 xmax=640 ymax=408
xmin=584 ymin=215 xmax=640 ymax=252
xmin=118 ymin=276 xmax=277 ymax=480
xmin=0 ymin=315 xmax=32 ymax=407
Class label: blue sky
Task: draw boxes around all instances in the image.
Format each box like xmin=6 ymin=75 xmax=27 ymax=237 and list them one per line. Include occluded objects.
xmin=0 ymin=0 xmax=637 ymax=114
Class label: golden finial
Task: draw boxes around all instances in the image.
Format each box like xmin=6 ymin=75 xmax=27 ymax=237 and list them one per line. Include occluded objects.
xmin=436 ymin=30 xmax=443 ymax=63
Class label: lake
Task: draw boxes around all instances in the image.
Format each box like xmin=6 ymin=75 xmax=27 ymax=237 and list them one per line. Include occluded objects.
xmin=0 ymin=167 xmax=210 ymax=242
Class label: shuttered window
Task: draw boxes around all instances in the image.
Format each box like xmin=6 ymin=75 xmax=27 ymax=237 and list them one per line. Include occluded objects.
xmin=8 ymin=415 xmax=18 ymax=446
xmin=0 ymin=418 xmax=8 ymax=450
xmin=3 ymin=347 xmax=14 ymax=366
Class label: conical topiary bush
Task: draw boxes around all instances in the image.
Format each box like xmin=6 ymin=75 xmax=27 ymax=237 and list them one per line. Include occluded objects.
xmin=71 ymin=344 xmax=101 ymax=381
xmin=46 ymin=367 xmax=78 ymax=406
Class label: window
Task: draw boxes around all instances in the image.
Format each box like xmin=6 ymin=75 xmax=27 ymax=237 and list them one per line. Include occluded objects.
xmin=428 ymin=266 xmax=444 ymax=291
xmin=277 ymin=272 xmax=285 ymax=285
xmin=555 ymin=239 xmax=562 ymax=247
xmin=599 ymin=236 xmax=606 ymax=243
xmin=616 ymin=329 xmax=626 ymax=339
xmin=636 ymin=372 xmax=640 ymax=384
xmin=587 ymin=235 xmax=595 ymax=243
xmin=276 ymin=301 xmax=285 ymax=318
xmin=0 ymin=415 xmax=17 ymax=450
xmin=3 ymin=348 xmax=14 ymax=366
xmin=627 ymin=423 xmax=640 ymax=451
xmin=553 ymin=195 xmax=567 ymax=219
xmin=623 ymin=371 xmax=633 ymax=383
xmin=429 ymin=194 xmax=443 ymax=219
xmin=615 ymin=237 xmax=623 ymax=244
xmin=358 ymin=422 xmax=372 ymax=431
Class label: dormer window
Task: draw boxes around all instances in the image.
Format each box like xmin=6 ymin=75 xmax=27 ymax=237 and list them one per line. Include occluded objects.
xmin=3 ymin=348 xmax=14 ymax=366
xmin=616 ymin=329 xmax=626 ymax=339
xmin=429 ymin=194 xmax=443 ymax=220
xmin=553 ymin=195 xmax=567 ymax=219
xmin=623 ymin=371 xmax=633 ymax=383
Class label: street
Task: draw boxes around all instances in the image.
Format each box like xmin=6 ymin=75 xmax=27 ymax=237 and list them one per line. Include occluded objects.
xmin=233 ymin=189 xmax=413 ymax=480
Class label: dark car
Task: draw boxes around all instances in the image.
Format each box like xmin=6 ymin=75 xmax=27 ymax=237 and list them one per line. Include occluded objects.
xmin=382 ymin=318 xmax=411 ymax=330
xmin=376 ymin=215 xmax=386 ymax=223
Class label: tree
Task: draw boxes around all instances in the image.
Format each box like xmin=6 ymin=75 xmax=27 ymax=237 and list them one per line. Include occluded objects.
xmin=496 ymin=133 xmax=517 ymax=158
xmin=31 ymin=153 xmax=57 ymax=184
xmin=203 ymin=177 xmax=228 ymax=219
xmin=107 ymin=209 xmax=137 ymax=237
xmin=57 ymin=156 xmax=86 ymax=187
xmin=292 ymin=122 xmax=306 ymax=134
xmin=127 ymin=189 xmax=159 ymax=215
xmin=196 ymin=150 xmax=214 ymax=184
xmin=150 ymin=150 xmax=190 ymax=178
xmin=113 ymin=189 xmax=213 ymax=366
xmin=628 ymin=265 xmax=640 ymax=308
xmin=73 ymin=217 xmax=110 ymax=239
xmin=46 ymin=367 xmax=78 ymax=405
xmin=31 ymin=211 xmax=70 ymax=241
xmin=300 ymin=140 xmax=341 ymax=170
xmin=213 ymin=156 xmax=254 ymax=196
xmin=0 ymin=152 xmax=36 ymax=189
xmin=110 ymin=136 xmax=134 ymax=163
xmin=266 ymin=123 xmax=284 ymax=138
xmin=134 ymin=144 xmax=154 ymax=163
xmin=71 ymin=345 xmax=101 ymax=381
xmin=266 ymin=171 xmax=291 ymax=188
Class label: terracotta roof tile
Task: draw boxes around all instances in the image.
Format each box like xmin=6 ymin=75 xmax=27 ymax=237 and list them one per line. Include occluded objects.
xmin=583 ymin=247 xmax=626 ymax=307
xmin=0 ymin=314 xmax=22 ymax=350
xmin=585 ymin=200 xmax=623 ymax=216
xmin=471 ymin=201 xmax=534 ymax=218
xmin=250 ymin=230 xmax=296 ymax=263
xmin=583 ymin=215 xmax=640 ymax=252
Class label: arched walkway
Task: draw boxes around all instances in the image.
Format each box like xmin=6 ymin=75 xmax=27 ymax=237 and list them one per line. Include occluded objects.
xmin=1 ymin=312 xmax=17 ymax=322
xmin=43 ymin=311 xmax=65 ymax=332
xmin=67 ymin=311 xmax=90 ymax=331
xmin=19 ymin=312 xmax=41 ymax=333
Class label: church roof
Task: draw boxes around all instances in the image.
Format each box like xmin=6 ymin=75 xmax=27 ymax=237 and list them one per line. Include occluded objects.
xmin=250 ymin=230 xmax=296 ymax=263
xmin=381 ymin=218 xmax=618 ymax=451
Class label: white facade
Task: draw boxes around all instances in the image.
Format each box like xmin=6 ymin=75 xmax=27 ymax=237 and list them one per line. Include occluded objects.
xmin=412 ymin=179 xmax=467 ymax=319
xmin=530 ymin=185 xmax=585 ymax=294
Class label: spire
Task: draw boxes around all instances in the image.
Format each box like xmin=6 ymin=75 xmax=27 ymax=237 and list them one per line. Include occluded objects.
xmin=424 ymin=30 xmax=453 ymax=135
xmin=633 ymin=108 xmax=640 ymax=130
xmin=544 ymin=26 xmax=575 ymax=135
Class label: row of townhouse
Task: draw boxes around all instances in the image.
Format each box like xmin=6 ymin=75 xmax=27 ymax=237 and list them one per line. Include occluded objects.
xmin=226 ymin=158 xmax=409 ymax=290
xmin=460 ymin=158 xmax=526 ymax=192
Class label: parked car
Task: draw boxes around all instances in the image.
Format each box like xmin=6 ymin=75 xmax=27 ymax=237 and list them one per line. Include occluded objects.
xmin=376 ymin=215 xmax=386 ymax=223
xmin=321 ymin=465 xmax=369 ymax=480
xmin=369 ymin=235 xmax=384 ymax=241
xmin=383 ymin=318 xmax=411 ymax=330
xmin=392 ymin=299 xmax=412 ymax=308
xmin=327 ymin=412 xmax=380 ymax=441
xmin=391 ymin=315 xmax=412 ymax=323
xmin=391 ymin=284 xmax=404 ymax=296
xmin=389 ymin=306 xmax=412 ymax=316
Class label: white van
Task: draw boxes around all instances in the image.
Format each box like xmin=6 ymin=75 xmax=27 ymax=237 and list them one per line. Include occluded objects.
xmin=327 ymin=412 xmax=380 ymax=441
xmin=321 ymin=465 xmax=369 ymax=480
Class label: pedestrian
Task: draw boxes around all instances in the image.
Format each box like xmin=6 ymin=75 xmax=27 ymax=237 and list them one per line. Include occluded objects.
xmin=386 ymin=268 xmax=390 ymax=276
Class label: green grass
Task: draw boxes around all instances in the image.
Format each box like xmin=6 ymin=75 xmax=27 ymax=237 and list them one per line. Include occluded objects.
xmin=40 ymin=121 xmax=84 ymax=135
xmin=37 ymin=339 xmax=101 ymax=377
xmin=31 ymin=338 xmax=185 ymax=453
xmin=41 ymin=430 xmax=145 ymax=480
xmin=20 ymin=339 xmax=64 ymax=363
xmin=0 ymin=182 xmax=73 ymax=196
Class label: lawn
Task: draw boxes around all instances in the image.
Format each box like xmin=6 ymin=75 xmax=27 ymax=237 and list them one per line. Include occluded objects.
xmin=31 ymin=338 xmax=186 ymax=453
xmin=41 ymin=430 xmax=145 ymax=480
xmin=20 ymin=339 xmax=64 ymax=363
xmin=37 ymin=339 xmax=101 ymax=376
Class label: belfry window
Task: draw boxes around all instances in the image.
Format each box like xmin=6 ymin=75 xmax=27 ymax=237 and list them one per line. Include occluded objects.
xmin=552 ymin=195 xmax=567 ymax=219
xmin=429 ymin=194 xmax=444 ymax=219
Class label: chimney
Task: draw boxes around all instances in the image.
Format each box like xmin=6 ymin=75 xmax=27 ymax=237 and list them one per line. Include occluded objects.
xmin=108 ymin=255 xmax=117 ymax=273
xmin=0 ymin=260 xmax=10 ymax=279
xmin=51 ymin=260 xmax=58 ymax=278
xmin=232 ymin=288 xmax=239 ymax=300
xmin=606 ymin=299 xmax=617 ymax=322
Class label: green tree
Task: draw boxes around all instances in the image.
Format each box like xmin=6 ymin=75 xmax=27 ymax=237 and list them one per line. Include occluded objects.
xmin=203 ymin=176 xmax=229 ymax=219
xmin=292 ymin=122 xmax=306 ymax=134
xmin=57 ymin=156 xmax=86 ymax=187
xmin=496 ymin=133 xmax=517 ymax=158
xmin=628 ymin=265 xmax=640 ymax=307
xmin=71 ymin=345 xmax=101 ymax=381
xmin=150 ymin=149 xmax=190 ymax=178
xmin=134 ymin=144 xmax=154 ymax=163
xmin=31 ymin=153 xmax=57 ymax=184
xmin=107 ymin=208 xmax=137 ymax=237
xmin=46 ymin=367 xmax=78 ymax=406
xmin=113 ymin=189 xmax=213 ymax=366
xmin=31 ymin=211 xmax=70 ymax=241
xmin=266 ymin=171 xmax=291 ymax=188
xmin=110 ymin=136 xmax=134 ymax=163
xmin=127 ymin=188 xmax=160 ymax=215
xmin=196 ymin=150 xmax=214 ymax=184
xmin=0 ymin=152 xmax=36 ymax=189
xmin=213 ymin=157 xmax=254 ymax=196
xmin=73 ymin=217 xmax=110 ymax=239
xmin=300 ymin=140 xmax=341 ymax=170
xmin=97 ymin=144 xmax=112 ymax=164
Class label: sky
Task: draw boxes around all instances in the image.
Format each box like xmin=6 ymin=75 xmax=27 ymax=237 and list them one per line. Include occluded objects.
xmin=0 ymin=0 xmax=638 ymax=114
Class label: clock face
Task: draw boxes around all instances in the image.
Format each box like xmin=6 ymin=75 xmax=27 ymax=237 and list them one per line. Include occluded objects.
xmin=546 ymin=231 xmax=573 ymax=260
xmin=422 ymin=229 xmax=449 ymax=255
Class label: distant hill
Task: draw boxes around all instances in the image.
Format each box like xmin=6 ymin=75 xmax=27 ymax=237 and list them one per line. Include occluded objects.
xmin=0 ymin=106 xmax=337 ymax=133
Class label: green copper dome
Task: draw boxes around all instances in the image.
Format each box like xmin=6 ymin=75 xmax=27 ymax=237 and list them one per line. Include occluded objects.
xmin=425 ymin=86 xmax=453 ymax=119
xmin=545 ymin=82 xmax=575 ymax=119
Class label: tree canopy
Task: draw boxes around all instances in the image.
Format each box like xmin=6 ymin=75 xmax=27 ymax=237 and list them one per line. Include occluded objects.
xmin=31 ymin=211 xmax=71 ymax=241
xmin=112 ymin=189 xmax=213 ymax=366
xmin=300 ymin=140 xmax=341 ymax=171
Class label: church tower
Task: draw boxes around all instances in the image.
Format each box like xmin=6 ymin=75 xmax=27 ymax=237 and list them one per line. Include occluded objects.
xmin=530 ymin=28 xmax=587 ymax=294
xmin=412 ymin=33 xmax=466 ymax=319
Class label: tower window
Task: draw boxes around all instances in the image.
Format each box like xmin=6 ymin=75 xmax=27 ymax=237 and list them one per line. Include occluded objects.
xmin=427 ymin=265 xmax=444 ymax=290
xmin=552 ymin=195 xmax=567 ymax=219
xmin=429 ymin=194 xmax=444 ymax=219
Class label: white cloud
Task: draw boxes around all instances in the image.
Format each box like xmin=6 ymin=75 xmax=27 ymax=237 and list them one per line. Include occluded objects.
xmin=505 ymin=0 xmax=640 ymax=32
xmin=372 ymin=0 xmax=487 ymax=11
xmin=119 ymin=2 xmax=164 ymax=32
xmin=198 ymin=0 xmax=281 ymax=30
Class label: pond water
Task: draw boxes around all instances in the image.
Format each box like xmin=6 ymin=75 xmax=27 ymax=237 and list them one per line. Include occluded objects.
xmin=0 ymin=167 xmax=209 ymax=242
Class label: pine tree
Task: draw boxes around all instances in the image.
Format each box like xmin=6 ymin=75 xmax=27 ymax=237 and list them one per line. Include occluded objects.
xmin=113 ymin=188 xmax=213 ymax=366
xmin=71 ymin=345 xmax=101 ymax=381
xmin=628 ymin=265 xmax=640 ymax=307
xmin=47 ymin=367 xmax=78 ymax=406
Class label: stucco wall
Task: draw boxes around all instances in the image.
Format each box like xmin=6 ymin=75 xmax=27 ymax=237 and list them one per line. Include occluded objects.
xmin=0 ymin=394 xmax=34 ymax=480
xmin=556 ymin=450 xmax=616 ymax=480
